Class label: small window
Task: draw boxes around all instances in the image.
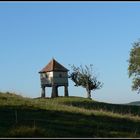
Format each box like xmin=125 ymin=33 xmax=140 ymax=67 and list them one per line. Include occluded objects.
xmin=45 ymin=74 xmax=48 ymax=78
xmin=59 ymin=74 xmax=62 ymax=78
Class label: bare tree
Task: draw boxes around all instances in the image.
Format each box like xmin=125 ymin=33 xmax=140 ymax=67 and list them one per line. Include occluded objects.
xmin=69 ymin=64 xmax=103 ymax=98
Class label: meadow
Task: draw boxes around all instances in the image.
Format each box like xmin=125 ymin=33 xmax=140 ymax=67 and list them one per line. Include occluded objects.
xmin=1 ymin=92 xmax=140 ymax=138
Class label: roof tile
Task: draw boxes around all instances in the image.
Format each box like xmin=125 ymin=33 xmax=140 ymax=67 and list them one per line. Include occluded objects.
xmin=39 ymin=58 xmax=68 ymax=73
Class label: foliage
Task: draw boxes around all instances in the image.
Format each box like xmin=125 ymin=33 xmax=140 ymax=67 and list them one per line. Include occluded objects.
xmin=69 ymin=64 xmax=103 ymax=98
xmin=128 ymin=39 xmax=140 ymax=93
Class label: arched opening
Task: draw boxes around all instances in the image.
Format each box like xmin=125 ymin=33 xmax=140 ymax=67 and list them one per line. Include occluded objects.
xmin=45 ymin=87 xmax=52 ymax=98
xmin=57 ymin=86 xmax=64 ymax=97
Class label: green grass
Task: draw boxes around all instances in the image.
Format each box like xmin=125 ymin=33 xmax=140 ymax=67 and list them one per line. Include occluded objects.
xmin=1 ymin=92 xmax=140 ymax=138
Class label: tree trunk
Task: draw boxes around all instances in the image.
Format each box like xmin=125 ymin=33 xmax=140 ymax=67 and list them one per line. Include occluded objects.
xmin=86 ymin=88 xmax=91 ymax=99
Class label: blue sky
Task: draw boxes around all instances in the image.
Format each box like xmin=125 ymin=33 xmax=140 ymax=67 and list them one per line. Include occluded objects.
xmin=0 ymin=1 xmax=140 ymax=104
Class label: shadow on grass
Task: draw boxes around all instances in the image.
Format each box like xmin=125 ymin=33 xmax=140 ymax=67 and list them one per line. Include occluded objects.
xmin=62 ymin=100 xmax=140 ymax=116
xmin=0 ymin=105 xmax=140 ymax=138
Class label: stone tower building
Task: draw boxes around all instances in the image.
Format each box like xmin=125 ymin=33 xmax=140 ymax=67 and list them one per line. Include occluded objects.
xmin=39 ymin=58 xmax=69 ymax=98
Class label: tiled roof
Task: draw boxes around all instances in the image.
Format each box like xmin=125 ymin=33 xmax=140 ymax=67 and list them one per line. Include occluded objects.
xmin=39 ymin=58 xmax=69 ymax=73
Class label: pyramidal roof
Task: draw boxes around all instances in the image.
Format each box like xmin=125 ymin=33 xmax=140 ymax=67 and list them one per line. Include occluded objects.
xmin=39 ymin=58 xmax=69 ymax=73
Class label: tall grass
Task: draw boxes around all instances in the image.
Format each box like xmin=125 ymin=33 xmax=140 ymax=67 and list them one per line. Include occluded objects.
xmin=1 ymin=92 xmax=140 ymax=137
xmin=8 ymin=125 xmax=46 ymax=137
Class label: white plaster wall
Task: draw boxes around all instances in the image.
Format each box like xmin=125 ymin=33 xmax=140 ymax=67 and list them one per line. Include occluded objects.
xmin=52 ymin=72 xmax=68 ymax=84
xmin=40 ymin=71 xmax=68 ymax=85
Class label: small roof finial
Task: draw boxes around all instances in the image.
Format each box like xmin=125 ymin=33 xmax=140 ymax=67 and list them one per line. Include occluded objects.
xmin=52 ymin=56 xmax=55 ymax=61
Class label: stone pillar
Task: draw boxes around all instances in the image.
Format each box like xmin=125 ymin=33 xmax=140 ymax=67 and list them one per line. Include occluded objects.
xmin=56 ymin=86 xmax=58 ymax=97
xmin=64 ymin=85 xmax=69 ymax=97
xmin=41 ymin=86 xmax=45 ymax=98
xmin=51 ymin=85 xmax=58 ymax=98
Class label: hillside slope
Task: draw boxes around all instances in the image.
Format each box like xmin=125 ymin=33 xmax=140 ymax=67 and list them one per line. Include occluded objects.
xmin=1 ymin=92 xmax=140 ymax=138
xmin=128 ymin=101 xmax=140 ymax=106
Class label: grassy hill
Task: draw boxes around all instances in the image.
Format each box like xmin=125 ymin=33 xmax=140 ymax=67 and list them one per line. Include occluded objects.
xmin=1 ymin=92 xmax=140 ymax=138
xmin=128 ymin=101 xmax=140 ymax=106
